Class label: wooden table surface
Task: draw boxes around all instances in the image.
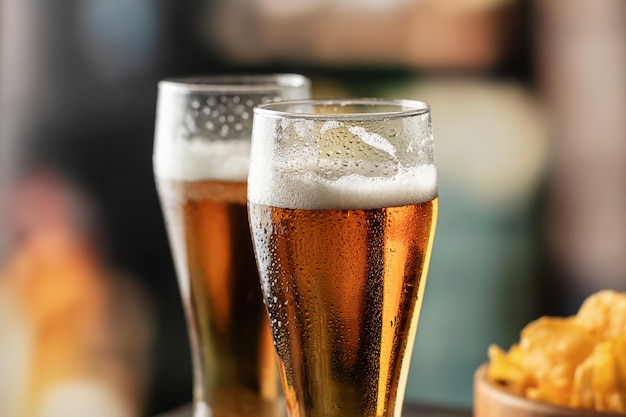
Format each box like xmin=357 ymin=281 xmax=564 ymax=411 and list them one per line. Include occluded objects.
xmin=155 ymin=402 xmax=472 ymax=417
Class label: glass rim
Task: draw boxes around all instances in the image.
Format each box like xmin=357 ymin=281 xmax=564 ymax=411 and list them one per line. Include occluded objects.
xmin=253 ymin=98 xmax=430 ymax=121
xmin=157 ymin=73 xmax=310 ymax=93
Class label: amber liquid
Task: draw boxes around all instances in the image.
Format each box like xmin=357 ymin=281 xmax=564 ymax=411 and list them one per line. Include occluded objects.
xmin=248 ymin=198 xmax=438 ymax=417
xmin=157 ymin=179 xmax=281 ymax=417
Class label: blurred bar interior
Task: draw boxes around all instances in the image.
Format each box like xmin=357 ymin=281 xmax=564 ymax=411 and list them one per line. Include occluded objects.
xmin=1 ymin=0 xmax=625 ymax=416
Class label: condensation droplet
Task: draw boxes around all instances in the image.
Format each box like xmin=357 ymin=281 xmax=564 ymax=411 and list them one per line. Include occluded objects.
xmin=184 ymin=114 xmax=197 ymax=132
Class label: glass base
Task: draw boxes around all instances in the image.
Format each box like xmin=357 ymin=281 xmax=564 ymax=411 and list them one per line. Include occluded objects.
xmin=192 ymin=402 xmax=210 ymax=417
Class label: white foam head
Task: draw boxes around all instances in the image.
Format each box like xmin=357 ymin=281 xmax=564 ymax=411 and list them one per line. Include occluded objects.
xmin=249 ymin=165 xmax=438 ymax=210
xmin=248 ymin=99 xmax=438 ymax=210
xmin=152 ymin=75 xmax=310 ymax=181
xmin=154 ymin=135 xmax=250 ymax=182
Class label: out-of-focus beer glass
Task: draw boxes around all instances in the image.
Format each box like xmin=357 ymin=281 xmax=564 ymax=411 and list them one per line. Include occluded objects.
xmin=152 ymin=75 xmax=310 ymax=417
xmin=247 ymin=99 xmax=438 ymax=417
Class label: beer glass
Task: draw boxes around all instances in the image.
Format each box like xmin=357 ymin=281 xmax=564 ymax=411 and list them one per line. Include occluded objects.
xmin=247 ymin=99 xmax=438 ymax=417
xmin=153 ymin=75 xmax=310 ymax=417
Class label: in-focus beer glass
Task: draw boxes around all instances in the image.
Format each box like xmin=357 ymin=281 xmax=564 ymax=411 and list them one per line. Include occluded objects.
xmin=247 ymin=99 xmax=438 ymax=417
xmin=153 ymin=75 xmax=310 ymax=417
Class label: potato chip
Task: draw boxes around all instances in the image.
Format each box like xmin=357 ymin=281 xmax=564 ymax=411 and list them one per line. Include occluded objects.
xmin=484 ymin=290 xmax=626 ymax=412
xmin=487 ymin=344 xmax=530 ymax=395
xmin=571 ymin=336 xmax=626 ymax=413
xmin=517 ymin=316 xmax=597 ymax=389
xmin=571 ymin=351 xmax=595 ymax=410
xmin=526 ymin=382 xmax=571 ymax=408
xmin=575 ymin=290 xmax=626 ymax=339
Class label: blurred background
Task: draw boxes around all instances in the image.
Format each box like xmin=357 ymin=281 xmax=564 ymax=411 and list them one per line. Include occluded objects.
xmin=1 ymin=0 xmax=625 ymax=415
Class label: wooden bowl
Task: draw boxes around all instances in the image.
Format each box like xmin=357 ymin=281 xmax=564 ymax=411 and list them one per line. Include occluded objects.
xmin=473 ymin=364 xmax=625 ymax=417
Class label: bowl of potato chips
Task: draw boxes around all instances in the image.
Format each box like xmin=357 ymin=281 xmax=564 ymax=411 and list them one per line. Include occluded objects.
xmin=474 ymin=290 xmax=626 ymax=417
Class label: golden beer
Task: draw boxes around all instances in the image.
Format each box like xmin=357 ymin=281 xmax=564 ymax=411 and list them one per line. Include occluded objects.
xmin=247 ymin=98 xmax=438 ymax=417
xmin=157 ymin=179 xmax=280 ymax=417
xmin=152 ymin=74 xmax=310 ymax=417
xmin=248 ymin=199 xmax=437 ymax=417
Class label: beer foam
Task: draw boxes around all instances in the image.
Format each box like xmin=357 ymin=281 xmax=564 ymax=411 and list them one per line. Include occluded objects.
xmin=153 ymin=138 xmax=250 ymax=181
xmin=248 ymin=109 xmax=437 ymax=210
xmin=152 ymin=81 xmax=254 ymax=182
xmin=248 ymin=164 xmax=438 ymax=210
